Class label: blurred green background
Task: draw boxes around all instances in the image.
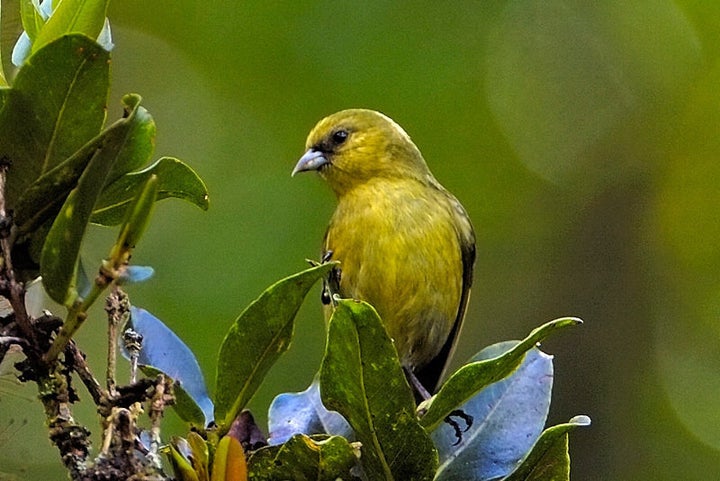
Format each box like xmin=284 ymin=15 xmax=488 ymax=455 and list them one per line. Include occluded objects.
xmin=3 ymin=0 xmax=720 ymax=479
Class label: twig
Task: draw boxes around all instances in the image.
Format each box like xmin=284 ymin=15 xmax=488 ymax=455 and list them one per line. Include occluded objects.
xmin=147 ymin=374 xmax=174 ymax=468
xmin=0 ymin=336 xmax=27 ymax=346
xmin=45 ymin=281 xmax=102 ymax=363
xmin=0 ymin=164 xmax=35 ymax=347
xmin=66 ymin=342 xmax=107 ymax=407
xmin=105 ymin=286 xmax=130 ymax=396
xmin=43 ymin=359 xmax=91 ymax=479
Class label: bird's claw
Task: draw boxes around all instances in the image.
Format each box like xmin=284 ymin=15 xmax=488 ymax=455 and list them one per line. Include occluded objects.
xmin=444 ymin=409 xmax=473 ymax=446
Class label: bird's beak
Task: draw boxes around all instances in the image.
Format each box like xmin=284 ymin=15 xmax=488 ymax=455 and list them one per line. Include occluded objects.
xmin=292 ymin=149 xmax=328 ymax=176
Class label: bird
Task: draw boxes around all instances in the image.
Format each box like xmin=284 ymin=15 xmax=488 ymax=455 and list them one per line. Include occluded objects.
xmin=292 ymin=109 xmax=475 ymax=397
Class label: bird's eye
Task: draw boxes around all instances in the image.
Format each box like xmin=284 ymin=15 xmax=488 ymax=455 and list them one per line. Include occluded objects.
xmin=331 ymin=130 xmax=348 ymax=145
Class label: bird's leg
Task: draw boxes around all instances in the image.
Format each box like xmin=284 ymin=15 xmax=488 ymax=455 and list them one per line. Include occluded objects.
xmin=405 ymin=366 xmax=473 ymax=445
xmin=305 ymin=250 xmax=333 ymax=268
xmin=321 ymin=250 xmax=341 ymax=307
xmin=404 ymin=366 xmax=432 ymax=401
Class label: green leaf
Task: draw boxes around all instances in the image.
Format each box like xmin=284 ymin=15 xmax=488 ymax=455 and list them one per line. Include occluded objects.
xmin=104 ymin=99 xmax=156 ymax=183
xmin=320 ymin=299 xmax=437 ymax=481
xmin=247 ymin=434 xmax=358 ymax=481
xmin=109 ymin=174 xmax=158 ymax=266
xmin=13 ymin=129 xmax=104 ymax=235
xmin=19 ymin=0 xmax=45 ymax=42
xmin=1 ymin=35 xmax=109 ymax=211
xmin=419 ymin=317 xmax=582 ymax=431
xmin=32 ymin=0 xmax=109 ymax=54
xmin=92 ymin=157 xmax=209 ymax=226
xmin=167 ymin=441 xmax=201 ymax=481
xmin=186 ymin=432 xmax=210 ymax=481
xmin=40 ymin=95 xmax=143 ymax=305
xmin=504 ymin=416 xmax=591 ymax=481
xmin=213 ymin=263 xmax=336 ymax=430
xmin=14 ymin=94 xmax=149 ymax=236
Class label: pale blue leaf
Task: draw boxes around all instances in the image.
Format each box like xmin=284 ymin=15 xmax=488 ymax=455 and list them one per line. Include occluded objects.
xmin=117 ymin=265 xmax=154 ymax=284
xmin=123 ymin=307 xmax=214 ymax=427
xmin=432 ymin=341 xmax=553 ymax=481
xmin=267 ymin=378 xmax=353 ymax=446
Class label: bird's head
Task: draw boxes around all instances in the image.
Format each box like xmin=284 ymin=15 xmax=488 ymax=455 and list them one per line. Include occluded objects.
xmin=292 ymin=109 xmax=431 ymax=196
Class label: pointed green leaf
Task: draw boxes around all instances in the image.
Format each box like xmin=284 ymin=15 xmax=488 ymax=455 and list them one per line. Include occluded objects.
xmin=13 ymin=130 xmax=105 ymax=235
xmin=110 ymin=174 xmax=158 ymax=265
xmin=92 ymin=157 xmax=209 ymax=226
xmin=104 ymin=99 xmax=156 ymax=183
xmin=248 ymin=434 xmax=358 ymax=481
xmin=40 ymin=168 xmax=97 ymax=304
xmin=40 ymin=95 xmax=143 ymax=305
xmin=419 ymin=317 xmax=582 ymax=431
xmin=214 ymin=263 xmax=336 ymax=430
xmin=186 ymin=432 xmax=210 ymax=481
xmin=1 ymin=35 xmax=109 ymax=210
xmin=504 ymin=416 xmax=591 ymax=481
xmin=19 ymin=0 xmax=45 ymax=42
xmin=320 ymin=299 xmax=437 ymax=481
xmin=14 ymin=94 xmax=148 ymax=236
xmin=32 ymin=0 xmax=109 ymax=54
xmin=167 ymin=442 xmax=201 ymax=481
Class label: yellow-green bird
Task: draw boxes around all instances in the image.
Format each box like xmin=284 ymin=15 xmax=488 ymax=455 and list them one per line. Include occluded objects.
xmin=292 ymin=109 xmax=476 ymax=396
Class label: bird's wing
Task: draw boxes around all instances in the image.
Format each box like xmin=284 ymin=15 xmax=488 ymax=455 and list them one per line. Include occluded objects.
xmin=415 ymin=194 xmax=476 ymax=394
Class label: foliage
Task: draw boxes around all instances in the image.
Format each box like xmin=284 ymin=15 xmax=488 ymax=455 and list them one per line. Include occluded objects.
xmin=0 ymin=1 xmax=589 ymax=480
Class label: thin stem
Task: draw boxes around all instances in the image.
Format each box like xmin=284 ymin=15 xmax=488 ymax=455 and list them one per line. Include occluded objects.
xmin=0 ymin=165 xmax=34 ymax=345
xmin=105 ymin=287 xmax=129 ymax=396
xmin=45 ymin=278 xmax=107 ymax=363
xmin=66 ymin=342 xmax=106 ymax=407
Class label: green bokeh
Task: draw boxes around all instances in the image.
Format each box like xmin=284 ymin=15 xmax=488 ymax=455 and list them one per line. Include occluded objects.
xmin=3 ymin=1 xmax=720 ymax=479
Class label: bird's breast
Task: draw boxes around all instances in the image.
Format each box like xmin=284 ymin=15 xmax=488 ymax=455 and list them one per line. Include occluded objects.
xmin=324 ymin=181 xmax=463 ymax=368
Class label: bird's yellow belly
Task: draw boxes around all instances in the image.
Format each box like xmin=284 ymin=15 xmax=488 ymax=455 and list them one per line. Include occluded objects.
xmin=325 ymin=185 xmax=463 ymax=369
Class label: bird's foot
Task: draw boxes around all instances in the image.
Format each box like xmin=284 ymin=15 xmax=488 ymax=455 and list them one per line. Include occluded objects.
xmin=444 ymin=409 xmax=473 ymax=446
